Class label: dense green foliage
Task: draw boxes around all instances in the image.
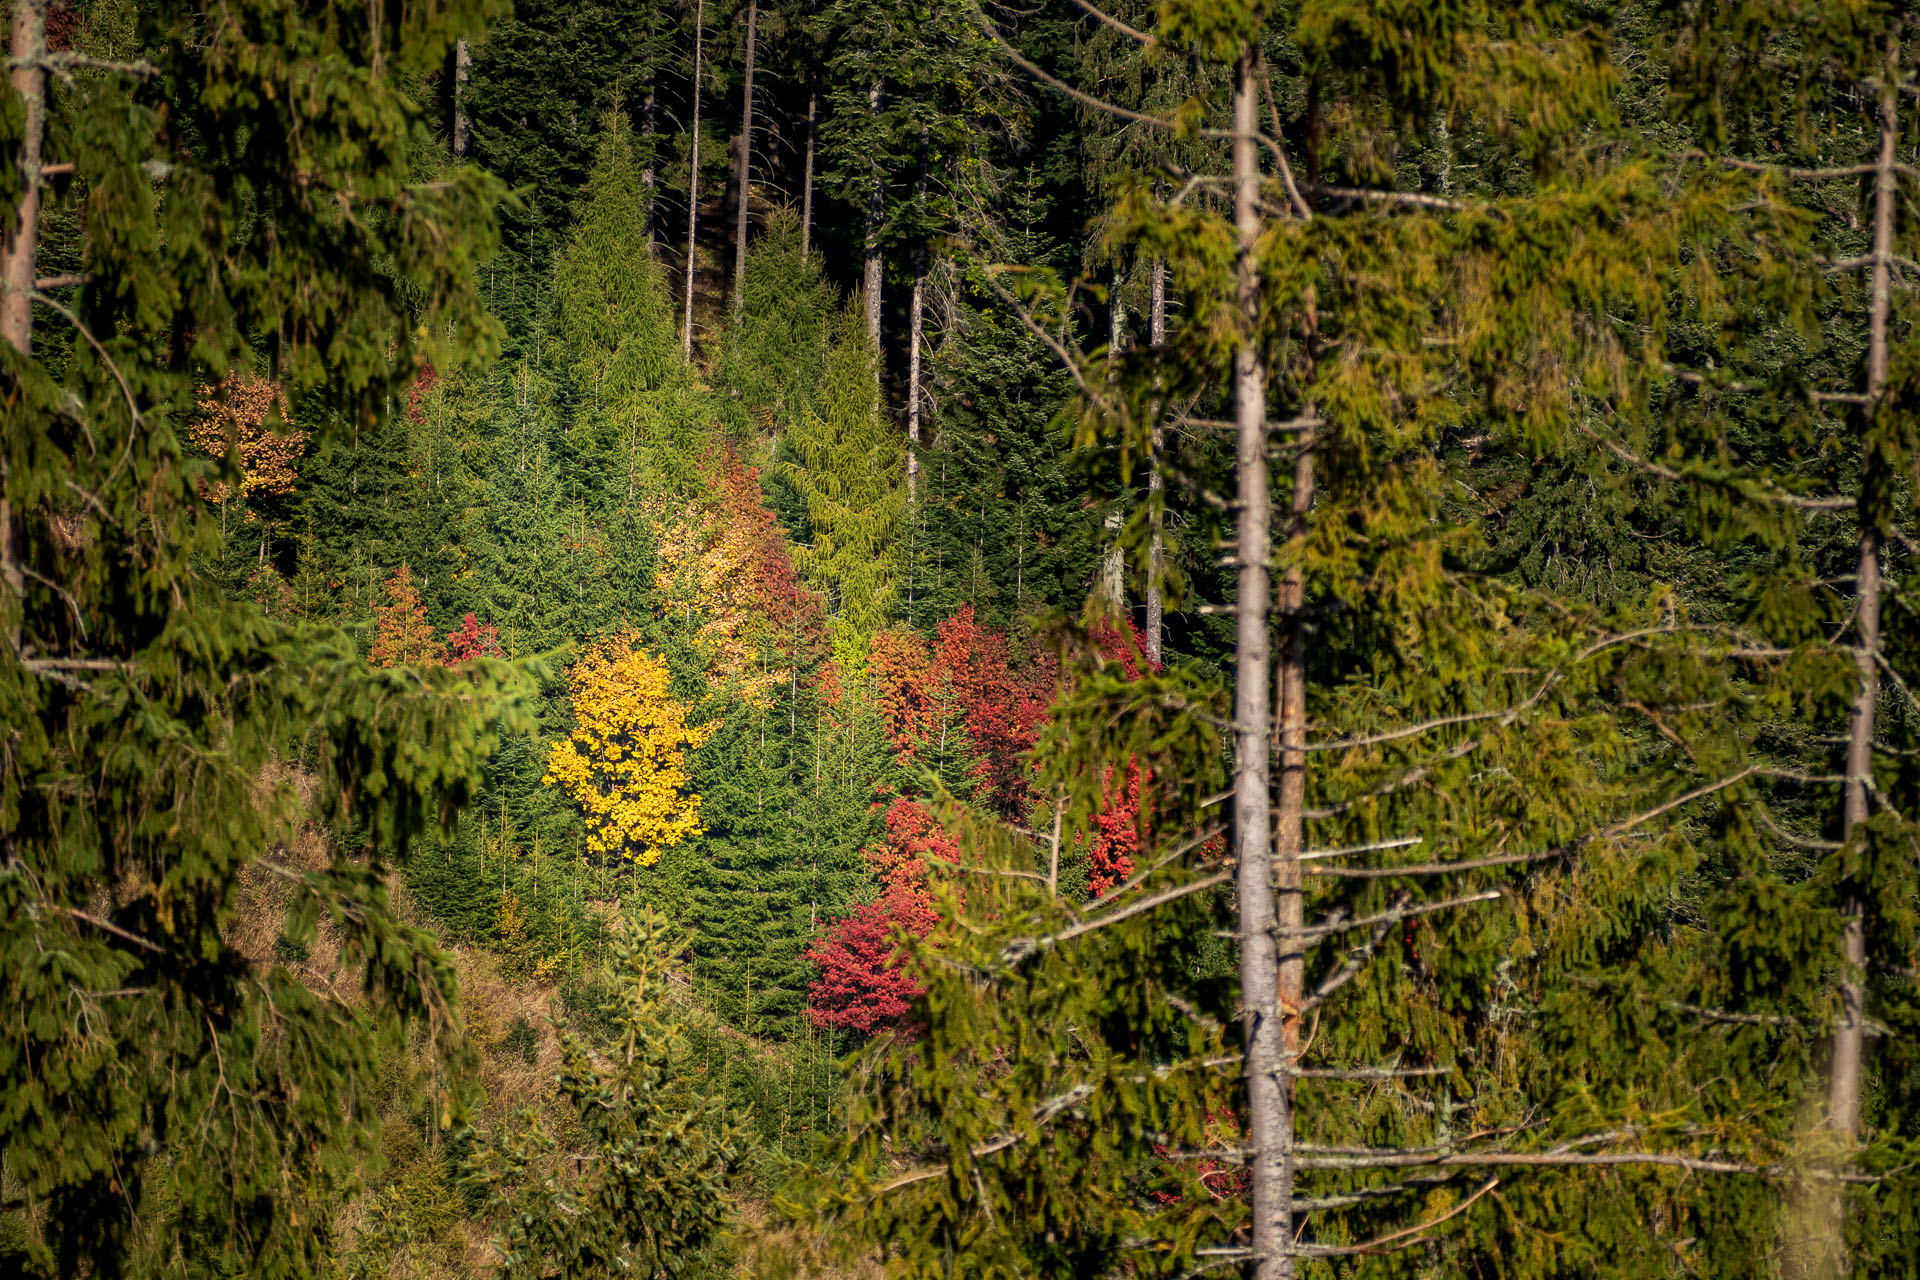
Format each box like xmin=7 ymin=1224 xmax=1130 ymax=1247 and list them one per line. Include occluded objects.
xmin=10 ymin=0 xmax=1920 ymax=1277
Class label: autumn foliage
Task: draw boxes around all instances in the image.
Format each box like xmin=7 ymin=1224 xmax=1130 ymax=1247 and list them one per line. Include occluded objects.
xmin=544 ymin=633 xmax=711 ymax=866
xmin=445 ymin=613 xmax=504 ymax=662
xmin=805 ymin=883 xmax=938 ymax=1034
xmin=368 ymin=566 xmax=445 ymax=667
xmin=189 ymin=371 xmax=306 ymax=501
xmin=870 ymin=607 xmax=1056 ymax=817
xmin=655 ymin=445 xmax=823 ymax=702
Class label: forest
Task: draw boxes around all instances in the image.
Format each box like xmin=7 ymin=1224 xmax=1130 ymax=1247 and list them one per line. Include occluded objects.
xmin=4 ymin=0 xmax=1920 ymax=1276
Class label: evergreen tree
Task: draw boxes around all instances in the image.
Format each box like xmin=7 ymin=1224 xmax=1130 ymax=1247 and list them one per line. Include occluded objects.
xmin=785 ymin=298 xmax=905 ymax=652
xmin=714 ymin=206 xmax=834 ymax=442
xmin=0 ymin=1 xmax=526 ymax=1274
xmin=910 ymin=249 xmax=1098 ymax=629
xmin=553 ymin=110 xmax=699 ymax=499
xmin=468 ymin=908 xmax=744 ymax=1278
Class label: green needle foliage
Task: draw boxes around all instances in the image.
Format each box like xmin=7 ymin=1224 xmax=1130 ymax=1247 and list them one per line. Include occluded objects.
xmin=784 ymin=297 xmax=905 ymax=654
xmin=467 ymin=908 xmax=744 ymax=1280
xmin=0 ymin=1 xmax=529 ymax=1275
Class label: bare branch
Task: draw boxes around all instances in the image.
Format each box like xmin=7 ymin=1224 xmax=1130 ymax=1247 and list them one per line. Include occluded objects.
xmin=1579 ymin=420 xmax=1852 ymax=510
xmin=1061 ymin=0 xmax=1150 ymax=44
xmin=1301 ymin=182 xmax=1468 ymax=211
xmin=1299 ymin=834 xmax=1423 ymax=861
xmin=1297 ymin=890 xmax=1500 ymax=941
xmin=878 ymin=1083 xmax=1097 ymax=1193
xmin=1298 ymin=893 xmax=1410 ymax=1013
xmin=999 ymin=869 xmax=1233 ymax=965
xmin=1293 ymin=1178 xmax=1499 ymax=1257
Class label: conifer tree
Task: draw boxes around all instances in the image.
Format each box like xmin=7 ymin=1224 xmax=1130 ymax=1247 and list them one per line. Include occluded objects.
xmin=0 ymin=1 xmax=525 ymax=1274
xmin=785 ymin=296 xmax=905 ymax=651
xmin=797 ymin=2 xmax=1920 ymax=1277
xmin=553 ymin=110 xmax=699 ymax=498
xmin=714 ymin=206 xmax=834 ymax=440
xmin=469 ymin=908 xmax=744 ymax=1278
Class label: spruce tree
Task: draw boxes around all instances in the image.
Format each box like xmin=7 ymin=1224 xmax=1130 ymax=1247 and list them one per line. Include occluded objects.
xmin=798 ymin=2 xmax=1920 ymax=1277
xmin=0 ymin=1 xmax=527 ymax=1274
xmin=785 ymin=297 xmax=905 ymax=652
xmin=714 ymin=206 xmax=834 ymax=442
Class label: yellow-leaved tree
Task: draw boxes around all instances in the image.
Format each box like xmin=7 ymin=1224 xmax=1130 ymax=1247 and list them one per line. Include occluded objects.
xmin=544 ymin=634 xmax=711 ymax=865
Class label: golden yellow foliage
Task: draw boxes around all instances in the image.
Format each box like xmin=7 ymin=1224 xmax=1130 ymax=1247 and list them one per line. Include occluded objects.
xmin=189 ymin=371 xmax=306 ymax=500
xmin=543 ymin=634 xmax=711 ymax=866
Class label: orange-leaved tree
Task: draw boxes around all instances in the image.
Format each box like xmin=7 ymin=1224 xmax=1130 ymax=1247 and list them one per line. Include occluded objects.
xmin=654 ymin=444 xmax=823 ymax=702
xmin=543 ymin=633 xmax=712 ymax=865
xmin=367 ymin=565 xmax=445 ymax=667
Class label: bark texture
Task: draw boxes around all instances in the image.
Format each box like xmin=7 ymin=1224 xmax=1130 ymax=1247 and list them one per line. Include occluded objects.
xmin=681 ymin=0 xmax=704 ymax=359
xmin=1228 ymin=45 xmax=1286 ymax=1280
xmin=730 ymin=0 xmax=757 ymax=311
xmin=1 ymin=0 xmax=45 ymax=648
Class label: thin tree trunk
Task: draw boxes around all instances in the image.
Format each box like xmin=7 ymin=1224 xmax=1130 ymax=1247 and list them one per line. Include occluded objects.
xmin=452 ymin=38 xmax=471 ymax=157
xmin=3 ymin=0 xmax=43 ymax=357
xmin=908 ymin=271 xmax=923 ymax=499
xmin=682 ymin=0 xmax=704 ymax=360
xmin=1146 ymin=254 xmax=1166 ymax=665
xmin=801 ymin=77 xmax=817 ymax=256
xmin=1228 ymin=45 xmax=1285 ymax=1280
xmin=1 ymin=0 xmax=46 ymax=649
xmin=907 ymin=132 xmax=928 ymax=502
xmin=642 ymin=75 xmax=658 ymax=249
xmin=1814 ymin=36 xmax=1899 ymax=1277
xmin=863 ymin=80 xmax=884 ymax=352
xmin=731 ymin=0 xmax=758 ymax=311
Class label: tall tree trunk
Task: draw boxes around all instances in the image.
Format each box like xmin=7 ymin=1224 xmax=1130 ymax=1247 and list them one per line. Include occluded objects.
xmin=1146 ymin=254 xmax=1166 ymax=665
xmin=451 ymin=38 xmax=471 ymax=157
xmin=863 ymin=80 xmax=884 ymax=353
xmin=1 ymin=0 xmax=45 ymax=650
xmin=1228 ymin=45 xmax=1285 ymax=1280
xmin=642 ymin=75 xmax=658 ymax=250
xmin=907 ymin=132 xmax=928 ymax=503
xmin=682 ymin=0 xmax=704 ymax=360
xmin=801 ymin=78 xmax=817 ymax=256
xmin=3 ymin=0 xmax=43 ymax=357
xmin=731 ymin=0 xmax=758 ymax=311
xmin=1814 ymin=34 xmax=1899 ymax=1277
xmin=907 ymin=270 xmax=923 ymax=499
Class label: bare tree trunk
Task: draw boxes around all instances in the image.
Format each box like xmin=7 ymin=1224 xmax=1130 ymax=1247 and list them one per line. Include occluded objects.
xmin=1811 ymin=36 xmax=1900 ymax=1278
xmin=801 ymin=78 xmax=817 ymax=257
xmin=682 ymin=0 xmax=704 ymax=360
xmin=907 ymin=271 xmax=923 ymax=500
xmin=1228 ymin=45 xmax=1286 ymax=1280
xmin=907 ymin=132 xmax=928 ymax=503
xmin=1146 ymin=254 xmax=1166 ymax=665
xmin=451 ymin=38 xmax=471 ymax=157
xmin=1 ymin=0 xmax=45 ymax=649
xmin=863 ymin=80 xmax=884 ymax=353
xmin=731 ymin=0 xmax=758 ymax=311
xmin=642 ymin=76 xmax=658 ymax=250
xmin=3 ymin=0 xmax=43 ymax=358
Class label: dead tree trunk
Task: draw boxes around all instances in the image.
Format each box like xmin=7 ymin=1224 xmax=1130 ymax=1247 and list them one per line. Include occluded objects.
xmin=731 ymin=0 xmax=758 ymax=311
xmin=642 ymin=73 xmax=659 ymax=249
xmin=681 ymin=0 xmax=704 ymax=360
xmin=1228 ymin=43 xmax=1287 ymax=1280
xmin=452 ymin=38 xmax=471 ymax=157
xmin=1145 ymin=253 xmax=1166 ymax=665
xmin=800 ymin=77 xmax=817 ymax=256
xmin=907 ymin=132 xmax=929 ymax=503
xmin=1 ymin=0 xmax=45 ymax=648
xmin=1812 ymin=36 xmax=1900 ymax=1278
xmin=862 ymin=80 xmax=885 ymax=353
